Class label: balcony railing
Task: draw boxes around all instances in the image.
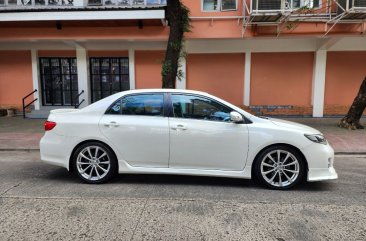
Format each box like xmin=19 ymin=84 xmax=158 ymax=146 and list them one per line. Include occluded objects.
xmin=0 ymin=0 xmax=167 ymax=8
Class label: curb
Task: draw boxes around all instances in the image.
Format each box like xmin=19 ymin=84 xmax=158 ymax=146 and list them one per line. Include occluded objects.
xmin=0 ymin=149 xmax=40 ymax=152
xmin=334 ymin=152 xmax=366 ymax=155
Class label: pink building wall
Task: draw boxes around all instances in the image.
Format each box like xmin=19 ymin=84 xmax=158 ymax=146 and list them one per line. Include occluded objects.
xmin=0 ymin=51 xmax=33 ymax=108
xmin=187 ymin=53 xmax=245 ymax=105
xmin=250 ymin=52 xmax=314 ymax=106
xmin=325 ymin=52 xmax=366 ymax=106
xmin=135 ymin=51 xmax=165 ymax=89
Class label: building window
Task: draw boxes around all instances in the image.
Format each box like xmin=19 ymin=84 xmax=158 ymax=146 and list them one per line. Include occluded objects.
xmin=40 ymin=57 xmax=78 ymax=106
xmin=202 ymin=0 xmax=237 ymax=12
xmin=90 ymin=57 xmax=130 ymax=103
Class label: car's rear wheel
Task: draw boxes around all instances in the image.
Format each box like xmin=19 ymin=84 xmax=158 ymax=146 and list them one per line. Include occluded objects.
xmin=73 ymin=142 xmax=117 ymax=184
xmin=254 ymin=146 xmax=305 ymax=190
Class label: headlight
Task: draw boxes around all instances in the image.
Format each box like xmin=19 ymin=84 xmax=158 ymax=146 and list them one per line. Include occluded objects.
xmin=304 ymin=134 xmax=327 ymax=144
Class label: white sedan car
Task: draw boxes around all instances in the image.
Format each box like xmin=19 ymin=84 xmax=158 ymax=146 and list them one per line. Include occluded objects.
xmin=40 ymin=89 xmax=337 ymax=190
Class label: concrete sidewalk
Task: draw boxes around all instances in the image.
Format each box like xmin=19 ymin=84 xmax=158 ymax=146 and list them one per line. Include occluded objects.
xmin=0 ymin=116 xmax=365 ymax=153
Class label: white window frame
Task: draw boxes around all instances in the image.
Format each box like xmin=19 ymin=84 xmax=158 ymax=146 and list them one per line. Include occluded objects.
xmin=201 ymin=0 xmax=238 ymax=12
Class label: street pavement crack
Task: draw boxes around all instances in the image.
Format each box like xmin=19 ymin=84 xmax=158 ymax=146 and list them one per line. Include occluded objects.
xmin=0 ymin=182 xmax=22 ymax=197
xmin=129 ymin=190 xmax=152 ymax=241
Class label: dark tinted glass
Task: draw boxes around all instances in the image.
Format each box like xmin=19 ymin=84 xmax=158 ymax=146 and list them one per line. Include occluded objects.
xmin=171 ymin=94 xmax=232 ymax=122
xmin=106 ymin=100 xmax=122 ymax=115
xmin=118 ymin=94 xmax=164 ymax=116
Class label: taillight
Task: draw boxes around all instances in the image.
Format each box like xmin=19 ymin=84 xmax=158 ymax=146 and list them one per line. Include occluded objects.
xmin=44 ymin=121 xmax=56 ymax=131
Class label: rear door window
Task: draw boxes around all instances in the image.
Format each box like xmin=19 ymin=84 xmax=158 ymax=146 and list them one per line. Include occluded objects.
xmin=106 ymin=94 xmax=164 ymax=116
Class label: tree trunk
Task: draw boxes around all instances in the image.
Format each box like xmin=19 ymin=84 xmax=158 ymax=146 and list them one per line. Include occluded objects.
xmin=339 ymin=77 xmax=366 ymax=130
xmin=162 ymin=0 xmax=187 ymax=88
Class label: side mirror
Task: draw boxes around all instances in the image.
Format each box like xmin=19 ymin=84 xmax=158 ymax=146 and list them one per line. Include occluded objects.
xmin=230 ymin=111 xmax=244 ymax=123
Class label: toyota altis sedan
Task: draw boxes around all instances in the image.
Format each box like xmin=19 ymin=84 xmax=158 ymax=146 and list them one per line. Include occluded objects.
xmin=40 ymin=89 xmax=337 ymax=190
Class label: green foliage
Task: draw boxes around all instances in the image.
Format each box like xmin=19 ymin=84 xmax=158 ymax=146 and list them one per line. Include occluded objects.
xmin=181 ymin=4 xmax=192 ymax=33
xmin=162 ymin=60 xmax=172 ymax=77
xmin=169 ymin=41 xmax=181 ymax=51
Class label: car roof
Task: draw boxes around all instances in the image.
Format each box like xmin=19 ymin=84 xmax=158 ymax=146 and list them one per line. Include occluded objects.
xmin=121 ymin=89 xmax=209 ymax=96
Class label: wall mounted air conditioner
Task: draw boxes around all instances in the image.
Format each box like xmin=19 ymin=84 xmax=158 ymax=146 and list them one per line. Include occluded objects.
xmin=337 ymin=0 xmax=366 ymax=14
xmin=252 ymin=0 xmax=283 ymax=11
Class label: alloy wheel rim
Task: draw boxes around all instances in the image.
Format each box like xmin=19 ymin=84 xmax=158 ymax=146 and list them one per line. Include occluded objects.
xmin=76 ymin=146 xmax=111 ymax=181
xmin=260 ymin=150 xmax=300 ymax=188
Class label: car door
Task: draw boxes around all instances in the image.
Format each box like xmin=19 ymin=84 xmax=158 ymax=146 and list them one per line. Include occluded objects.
xmin=99 ymin=93 xmax=169 ymax=168
xmin=168 ymin=93 xmax=249 ymax=171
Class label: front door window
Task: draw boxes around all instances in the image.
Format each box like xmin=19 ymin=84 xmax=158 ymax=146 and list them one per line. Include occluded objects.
xmin=90 ymin=57 xmax=130 ymax=102
xmin=171 ymin=94 xmax=232 ymax=122
xmin=40 ymin=57 xmax=78 ymax=106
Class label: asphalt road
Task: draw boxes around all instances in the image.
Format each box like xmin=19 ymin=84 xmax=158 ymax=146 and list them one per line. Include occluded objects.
xmin=0 ymin=151 xmax=365 ymax=241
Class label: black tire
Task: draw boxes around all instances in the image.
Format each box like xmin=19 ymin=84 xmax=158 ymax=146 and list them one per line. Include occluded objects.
xmin=253 ymin=145 xmax=306 ymax=190
xmin=72 ymin=142 xmax=118 ymax=184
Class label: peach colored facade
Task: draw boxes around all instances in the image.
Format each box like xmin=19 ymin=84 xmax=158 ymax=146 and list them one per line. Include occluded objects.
xmin=1 ymin=0 xmax=366 ymax=117
xmin=325 ymin=52 xmax=366 ymax=105
xmin=251 ymin=52 xmax=314 ymax=106
xmin=135 ymin=51 xmax=165 ymax=89
xmin=187 ymin=54 xmax=245 ymax=105
xmin=0 ymin=51 xmax=33 ymax=108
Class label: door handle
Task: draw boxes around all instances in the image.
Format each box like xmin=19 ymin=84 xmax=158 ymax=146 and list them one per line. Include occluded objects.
xmin=104 ymin=121 xmax=119 ymax=127
xmin=172 ymin=124 xmax=187 ymax=131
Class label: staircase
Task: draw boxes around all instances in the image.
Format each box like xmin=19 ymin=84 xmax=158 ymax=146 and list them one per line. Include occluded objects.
xmin=22 ymin=89 xmax=84 ymax=119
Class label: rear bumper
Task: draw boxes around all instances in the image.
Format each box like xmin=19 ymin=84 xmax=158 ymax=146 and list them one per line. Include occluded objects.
xmin=40 ymin=132 xmax=73 ymax=170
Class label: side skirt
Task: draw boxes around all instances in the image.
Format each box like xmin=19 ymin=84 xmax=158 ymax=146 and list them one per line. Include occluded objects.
xmin=118 ymin=160 xmax=252 ymax=179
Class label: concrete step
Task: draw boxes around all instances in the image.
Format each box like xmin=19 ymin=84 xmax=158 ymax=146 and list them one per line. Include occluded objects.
xmin=25 ymin=106 xmax=75 ymax=119
xmin=25 ymin=111 xmax=49 ymax=119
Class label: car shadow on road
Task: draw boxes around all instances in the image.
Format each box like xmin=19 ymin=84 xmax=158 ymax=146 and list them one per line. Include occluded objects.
xmin=112 ymin=173 xmax=335 ymax=192
xmin=42 ymin=167 xmax=336 ymax=192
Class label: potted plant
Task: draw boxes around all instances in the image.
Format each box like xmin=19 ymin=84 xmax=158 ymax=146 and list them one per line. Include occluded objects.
xmin=6 ymin=107 xmax=16 ymax=117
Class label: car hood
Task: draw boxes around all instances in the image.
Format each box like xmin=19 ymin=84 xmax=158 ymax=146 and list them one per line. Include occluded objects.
xmin=269 ymin=118 xmax=321 ymax=134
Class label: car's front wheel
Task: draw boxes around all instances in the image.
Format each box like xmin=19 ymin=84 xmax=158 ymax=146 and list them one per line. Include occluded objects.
xmin=73 ymin=142 xmax=117 ymax=184
xmin=254 ymin=146 xmax=305 ymax=190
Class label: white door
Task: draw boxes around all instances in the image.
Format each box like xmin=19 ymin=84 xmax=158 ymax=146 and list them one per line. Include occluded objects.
xmin=99 ymin=93 xmax=169 ymax=168
xmin=169 ymin=94 xmax=249 ymax=171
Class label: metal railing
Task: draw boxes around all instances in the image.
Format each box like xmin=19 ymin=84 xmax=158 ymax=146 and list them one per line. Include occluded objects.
xmin=22 ymin=89 xmax=38 ymax=119
xmin=0 ymin=0 xmax=167 ymax=8
xmin=74 ymin=90 xmax=84 ymax=109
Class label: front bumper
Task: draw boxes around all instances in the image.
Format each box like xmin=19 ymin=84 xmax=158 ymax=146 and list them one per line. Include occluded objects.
xmin=308 ymin=167 xmax=338 ymax=182
xmin=301 ymin=142 xmax=338 ymax=182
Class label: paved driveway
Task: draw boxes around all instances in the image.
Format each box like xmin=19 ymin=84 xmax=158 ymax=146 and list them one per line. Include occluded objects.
xmin=0 ymin=151 xmax=365 ymax=241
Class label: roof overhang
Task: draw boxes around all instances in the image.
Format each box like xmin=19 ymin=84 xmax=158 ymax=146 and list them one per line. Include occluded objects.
xmin=0 ymin=9 xmax=165 ymax=22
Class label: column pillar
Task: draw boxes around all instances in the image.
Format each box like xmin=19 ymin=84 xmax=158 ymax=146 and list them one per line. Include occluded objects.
xmin=76 ymin=47 xmax=90 ymax=107
xmin=31 ymin=49 xmax=40 ymax=110
xmin=312 ymin=50 xmax=327 ymax=117
xmin=128 ymin=49 xmax=136 ymax=90
xmin=244 ymin=52 xmax=251 ymax=106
